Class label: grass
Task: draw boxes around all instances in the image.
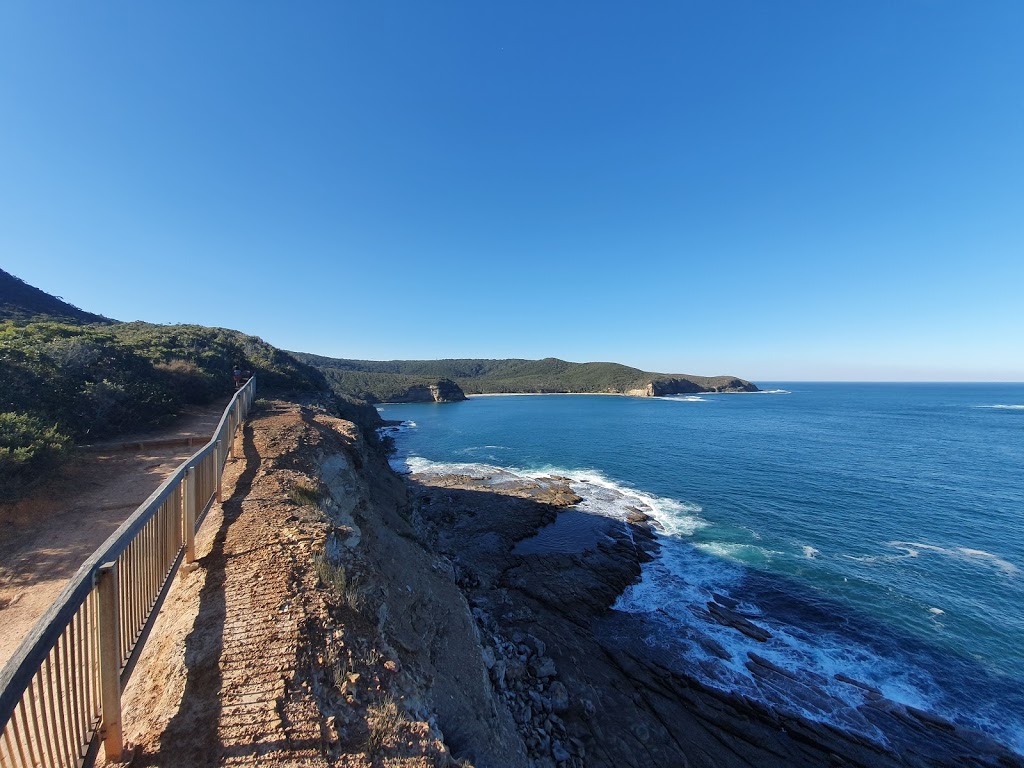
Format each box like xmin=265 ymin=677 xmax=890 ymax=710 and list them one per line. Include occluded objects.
xmin=365 ymin=695 xmax=406 ymax=755
xmin=288 ymin=480 xmax=323 ymax=509
xmin=313 ymin=553 xmax=366 ymax=613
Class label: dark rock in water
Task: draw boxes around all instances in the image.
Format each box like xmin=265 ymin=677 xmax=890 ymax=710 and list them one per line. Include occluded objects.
xmin=625 ymin=509 xmax=650 ymax=524
xmin=905 ymin=705 xmax=957 ymax=732
xmin=711 ymin=591 xmax=739 ymax=610
xmin=746 ymin=652 xmax=799 ymax=682
xmin=707 ymin=601 xmax=773 ymax=642
xmin=834 ymin=672 xmax=882 ymax=695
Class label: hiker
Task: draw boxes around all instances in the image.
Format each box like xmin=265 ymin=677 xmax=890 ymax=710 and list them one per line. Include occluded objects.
xmin=232 ymin=366 xmax=243 ymax=388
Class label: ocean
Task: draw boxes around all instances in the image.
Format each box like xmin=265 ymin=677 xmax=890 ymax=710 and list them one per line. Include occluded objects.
xmin=377 ymin=384 xmax=1024 ymax=755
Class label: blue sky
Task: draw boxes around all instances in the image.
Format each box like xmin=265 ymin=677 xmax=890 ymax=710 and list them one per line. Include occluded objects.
xmin=1 ymin=2 xmax=1022 ymax=381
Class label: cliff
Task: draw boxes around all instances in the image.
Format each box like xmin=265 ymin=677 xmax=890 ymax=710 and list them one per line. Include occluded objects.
xmin=627 ymin=376 xmax=760 ymax=397
xmin=371 ymin=378 xmax=468 ymax=404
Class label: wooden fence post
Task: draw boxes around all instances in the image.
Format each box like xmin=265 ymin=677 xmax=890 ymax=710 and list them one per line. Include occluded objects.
xmin=97 ymin=562 xmax=123 ymax=762
xmin=215 ymin=440 xmax=223 ymax=503
xmin=184 ymin=466 xmax=196 ymax=565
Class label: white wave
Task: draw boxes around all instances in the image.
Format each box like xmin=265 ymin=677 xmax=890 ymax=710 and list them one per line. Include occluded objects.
xmin=693 ymin=541 xmax=785 ymax=566
xmin=887 ymin=541 xmax=1020 ymax=576
xmin=802 ymin=545 xmax=820 ymax=559
xmin=376 ymin=419 xmax=417 ymax=437
xmin=929 ymin=607 xmax=945 ymax=615
xmin=401 ymin=456 xmax=708 ymax=538
xmin=658 ymin=395 xmax=708 ymax=402
xmin=975 ymin=404 xmax=1024 ymax=410
xmin=759 ymin=389 xmax=792 ymax=395
xmin=616 ymin=533 xmax=945 ymax=736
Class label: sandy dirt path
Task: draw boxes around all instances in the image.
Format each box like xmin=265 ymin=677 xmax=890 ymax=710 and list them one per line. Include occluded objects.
xmin=113 ymin=403 xmax=452 ymax=767
xmin=115 ymin=408 xmax=327 ymax=766
xmin=0 ymin=403 xmax=227 ymax=666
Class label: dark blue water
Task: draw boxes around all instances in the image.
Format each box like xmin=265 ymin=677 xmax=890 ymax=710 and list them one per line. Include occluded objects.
xmin=378 ymin=384 xmax=1024 ymax=753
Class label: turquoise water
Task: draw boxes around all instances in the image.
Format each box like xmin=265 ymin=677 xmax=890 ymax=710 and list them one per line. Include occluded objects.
xmin=378 ymin=384 xmax=1024 ymax=753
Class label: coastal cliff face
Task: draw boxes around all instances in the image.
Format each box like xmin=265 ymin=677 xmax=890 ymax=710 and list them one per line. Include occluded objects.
xmin=383 ymin=379 xmax=467 ymax=404
xmin=632 ymin=376 xmax=760 ymax=397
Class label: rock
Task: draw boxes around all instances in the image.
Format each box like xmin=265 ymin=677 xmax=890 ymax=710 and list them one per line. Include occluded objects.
xmin=711 ymin=592 xmax=739 ymax=610
xmin=505 ymin=606 xmax=537 ymax=623
xmin=746 ymin=652 xmax=799 ymax=682
xmin=490 ymin=659 xmax=507 ymax=688
xmin=552 ymin=741 xmax=571 ymax=762
xmin=549 ymin=681 xmax=569 ymax=713
xmin=834 ymin=673 xmax=882 ymax=695
xmin=525 ymin=633 xmax=547 ymax=657
xmin=382 ymin=379 xmax=467 ymax=403
xmin=706 ymin=601 xmax=772 ymax=642
xmin=568 ymin=736 xmax=586 ymax=757
xmin=481 ymin=644 xmax=496 ymax=670
xmin=580 ymin=698 xmax=596 ymax=719
xmin=531 ymin=656 xmax=557 ymax=678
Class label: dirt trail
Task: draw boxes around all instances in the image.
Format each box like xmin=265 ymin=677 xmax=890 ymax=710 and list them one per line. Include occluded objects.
xmin=114 ymin=402 xmax=453 ymax=767
xmin=0 ymin=404 xmax=226 ymax=666
xmin=117 ymin=408 xmax=325 ymax=766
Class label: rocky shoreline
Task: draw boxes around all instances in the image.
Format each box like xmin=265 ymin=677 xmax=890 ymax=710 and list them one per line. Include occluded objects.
xmin=404 ymin=468 xmax=1023 ymax=768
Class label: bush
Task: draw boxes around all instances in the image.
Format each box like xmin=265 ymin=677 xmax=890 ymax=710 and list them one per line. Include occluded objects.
xmin=0 ymin=412 xmax=71 ymax=498
xmin=154 ymin=359 xmax=220 ymax=405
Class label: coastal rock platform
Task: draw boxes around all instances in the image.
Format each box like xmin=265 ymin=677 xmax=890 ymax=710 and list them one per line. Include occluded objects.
xmin=407 ymin=470 xmax=1024 ymax=768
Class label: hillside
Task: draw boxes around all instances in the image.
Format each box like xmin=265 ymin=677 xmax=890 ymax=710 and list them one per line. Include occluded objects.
xmin=293 ymin=353 xmax=759 ymax=401
xmin=0 ymin=271 xmax=379 ymax=496
xmin=0 ymin=268 xmax=114 ymax=325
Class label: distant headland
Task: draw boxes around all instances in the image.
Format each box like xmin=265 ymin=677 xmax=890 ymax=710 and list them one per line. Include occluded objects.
xmin=291 ymin=352 xmax=759 ymax=403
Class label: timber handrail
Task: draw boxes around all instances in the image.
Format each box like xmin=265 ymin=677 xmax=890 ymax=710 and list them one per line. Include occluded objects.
xmin=0 ymin=377 xmax=256 ymax=767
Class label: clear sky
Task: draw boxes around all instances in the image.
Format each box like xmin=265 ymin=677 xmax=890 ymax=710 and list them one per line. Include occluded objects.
xmin=1 ymin=2 xmax=1022 ymax=381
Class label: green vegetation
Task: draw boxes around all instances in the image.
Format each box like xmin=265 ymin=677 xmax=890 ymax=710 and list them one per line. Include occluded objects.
xmin=293 ymin=353 xmax=757 ymax=401
xmin=309 ymin=369 xmax=457 ymax=404
xmin=0 ymin=412 xmax=72 ymax=498
xmin=288 ymin=480 xmax=324 ymax=509
xmin=0 ymin=319 xmax=331 ymax=494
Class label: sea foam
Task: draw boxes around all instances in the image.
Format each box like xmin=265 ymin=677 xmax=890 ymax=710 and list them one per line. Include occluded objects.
xmin=888 ymin=542 xmax=1020 ymax=576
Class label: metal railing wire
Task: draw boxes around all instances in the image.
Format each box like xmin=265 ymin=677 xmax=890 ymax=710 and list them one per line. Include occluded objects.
xmin=0 ymin=377 xmax=256 ymax=767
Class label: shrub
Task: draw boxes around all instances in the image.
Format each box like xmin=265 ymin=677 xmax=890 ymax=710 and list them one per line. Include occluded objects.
xmin=0 ymin=412 xmax=71 ymax=498
xmin=154 ymin=359 xmax=220 ymax=405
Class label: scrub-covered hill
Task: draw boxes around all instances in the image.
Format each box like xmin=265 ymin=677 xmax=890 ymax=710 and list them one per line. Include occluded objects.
xmin=0 ymin=271 xmax=372 ymax=497
xmin=0 ymin=268 xmax=113 ymax=325
xmin=293 ymin=353 xmax=758 ymax=401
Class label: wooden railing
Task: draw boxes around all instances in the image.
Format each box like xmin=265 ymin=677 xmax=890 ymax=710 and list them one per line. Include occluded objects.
xmin=0 ymin=378 xmax=256 ymax=767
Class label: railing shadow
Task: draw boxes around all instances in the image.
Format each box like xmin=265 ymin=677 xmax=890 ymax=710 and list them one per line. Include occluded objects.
xmin=145 ymin=423 xmax=261 ymax=767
